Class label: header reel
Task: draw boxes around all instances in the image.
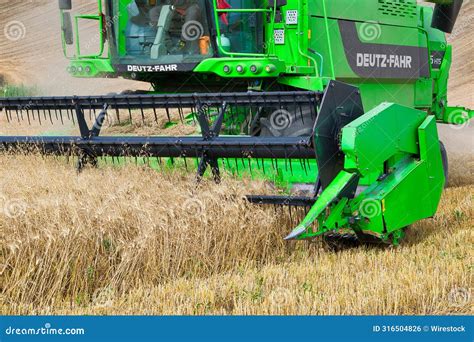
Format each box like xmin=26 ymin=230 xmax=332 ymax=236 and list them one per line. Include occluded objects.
xmin=0 ymin=81 xmax=447 ymax=246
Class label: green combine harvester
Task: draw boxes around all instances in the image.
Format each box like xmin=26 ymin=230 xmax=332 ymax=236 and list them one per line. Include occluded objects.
xmin=0 ymin=0 xmax=472 ymax=245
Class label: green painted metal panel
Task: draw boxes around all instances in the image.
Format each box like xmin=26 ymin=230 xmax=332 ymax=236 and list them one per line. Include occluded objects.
xmin=68 ymin=59 xmax=115 ymax=78
xmin=379 ymin=157 xmax=429 ymax=232
xmin=357 ymin=83 xmax=415 ymax=112
xmin=416 ymin=115 xmax=445 ymax=213
xmin=380 ymin=116 xmax=444 ymax=231
xmin=341 ymin=103 xmax=427 ymax=175
xmin=193 ymin=58 xmax=285 ymax=78
xmin=308 ymin=0 xmax=419 ymax=27
xmin=347 ymin=115 xmax=444 ymax=236
xmin=414 ymin=79 xmax=433 ymax=108
xmin=288 ymin=170 xmax=356 ymax=239
xmin=309 ymin=17 xmax=353 ymax=79
xmin=277 ymin=76 xmax=326 ymax=92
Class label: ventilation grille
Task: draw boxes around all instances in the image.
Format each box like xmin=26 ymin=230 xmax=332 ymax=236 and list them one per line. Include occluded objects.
xmin=378 ymin=0 xmax=417 ymax=18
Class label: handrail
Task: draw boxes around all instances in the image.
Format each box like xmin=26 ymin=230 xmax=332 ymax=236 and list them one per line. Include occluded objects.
xmin=297 ymin=0 xmax=318 ymax=76
xmin=322 ymin=0 xmax=335 ymax=78
xmin=212 ymin=0 xmax=272 ymax=58
xmin=215 ymin=9 xmax=271 ymax=13
xmin=60 ymin=0 xmax=105 ymax=59
xmin=74 ymin=14 xmax=105 ymax=59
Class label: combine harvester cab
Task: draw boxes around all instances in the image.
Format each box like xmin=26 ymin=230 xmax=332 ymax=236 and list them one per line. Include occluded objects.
xmin=0 ymin=0 xmax=472 ymax=245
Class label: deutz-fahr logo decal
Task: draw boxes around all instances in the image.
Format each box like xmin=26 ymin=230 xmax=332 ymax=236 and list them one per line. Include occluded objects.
xmin=127 ymin=64 xmax=178 ymax=72
xmin=114 ymin=63 xmax=198 ymax=73
xmin=356 ymin=53 xmax=413 ymax=69
xmin=338 ymin=20 xmax=430 ymax=79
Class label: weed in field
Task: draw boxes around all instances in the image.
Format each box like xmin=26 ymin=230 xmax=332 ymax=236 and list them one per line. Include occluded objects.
xmin=0 ymin=84 xmax=37 ymax=97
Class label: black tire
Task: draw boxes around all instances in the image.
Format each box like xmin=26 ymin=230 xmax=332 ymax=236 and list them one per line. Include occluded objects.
xmin=440 ymin=140 xmax=449 ymax=186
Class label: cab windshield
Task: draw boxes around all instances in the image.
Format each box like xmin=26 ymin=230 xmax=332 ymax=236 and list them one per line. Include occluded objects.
xmin=111 ymin=0 xmax=264 ymax=65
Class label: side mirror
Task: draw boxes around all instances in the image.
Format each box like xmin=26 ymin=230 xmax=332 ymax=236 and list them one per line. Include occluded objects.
xmin=62 ymin=12 xmax=74 ymax=45
xmin=59 ymin=0 xmax=72 ymax=11
xmin=431 ymin=0 xmax=463 ymax=33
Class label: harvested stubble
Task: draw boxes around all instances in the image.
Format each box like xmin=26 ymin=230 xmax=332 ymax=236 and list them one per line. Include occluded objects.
xmin=0 ymin=154 xmax=472 ymax=315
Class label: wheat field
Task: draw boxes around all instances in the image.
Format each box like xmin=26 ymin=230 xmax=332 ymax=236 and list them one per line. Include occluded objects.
xmin=0 ymin=152 xmax=472 ymax=315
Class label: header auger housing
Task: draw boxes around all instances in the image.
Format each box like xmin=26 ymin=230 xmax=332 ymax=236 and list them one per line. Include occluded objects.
xmin=1 ymin=0 xmax=472 ymax=246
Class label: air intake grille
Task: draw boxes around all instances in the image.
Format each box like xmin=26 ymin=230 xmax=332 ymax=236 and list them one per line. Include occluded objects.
xmin=378 ymin=0 xmax=417 ymax=18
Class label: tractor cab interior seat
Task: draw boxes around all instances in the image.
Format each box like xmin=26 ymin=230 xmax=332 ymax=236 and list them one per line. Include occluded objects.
xmin=126 ymin=0 xmax=208 ymax=59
